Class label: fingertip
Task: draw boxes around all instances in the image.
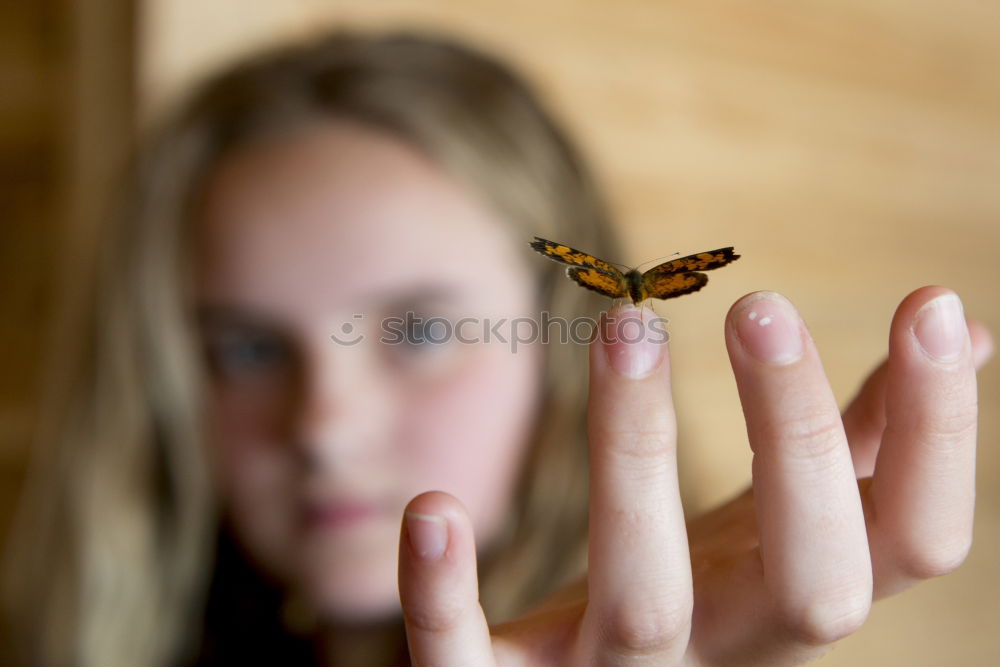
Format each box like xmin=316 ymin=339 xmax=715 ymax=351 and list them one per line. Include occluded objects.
xmin=726 ymin=291 xmax=805 ymax=366
xmin=726 ymin=290 xmax=793 ymax=320
xmin=404 ymin=512 xmax=449 ymax=561
xmin=404 ymin=490 xmax=469 ymax=522
xmin=591 ymin=304 xmax=670 ymax=379
xmin=725 ymin=290 xmax=800 ymax=341
xmin=401 ymin=491 xmax=474 ymax=562
xmin=900 ymin=290 xmax=996 ymax=368
xmin=891 ymin=287 xmax=971 ymax=366
xmin=890 ymin=285 xmax=960 ymax=330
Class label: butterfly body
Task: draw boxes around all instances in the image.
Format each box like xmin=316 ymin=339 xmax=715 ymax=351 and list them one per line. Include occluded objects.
xmin=623 ymin=268 xmax=648 ymax=303
xmin=530 ymin=237 xmax=739 ymax=304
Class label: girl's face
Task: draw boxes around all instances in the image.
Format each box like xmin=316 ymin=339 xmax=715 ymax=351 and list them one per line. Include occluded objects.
xmin=195 ymin=119 xmax=542 ymax=623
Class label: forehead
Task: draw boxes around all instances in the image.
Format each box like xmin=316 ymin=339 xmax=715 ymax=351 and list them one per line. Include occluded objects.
xmin=195 ymin=120 xmax=529 ymax=311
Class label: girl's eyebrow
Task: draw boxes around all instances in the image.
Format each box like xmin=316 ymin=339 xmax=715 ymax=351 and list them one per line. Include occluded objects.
xmin=195 ymin=304 xmax=283 ymax=330
xmin=377 ymin=285 xmax=463 ymax=310
xmin=194 ymin=285 xmax=463 ymax=326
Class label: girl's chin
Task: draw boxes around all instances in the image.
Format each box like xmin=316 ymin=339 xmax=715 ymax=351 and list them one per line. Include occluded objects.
xmin=293 ymin=552 xmax=401 ymax=622
xmin=299 ymin=586 xmax=403 ymax=627
xmin=279 ymin=585 xmax=401 ymax=634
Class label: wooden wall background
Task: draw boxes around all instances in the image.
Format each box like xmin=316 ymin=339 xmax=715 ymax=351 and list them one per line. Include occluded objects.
xmin=4 ymin=1 xmax=998 ymax=664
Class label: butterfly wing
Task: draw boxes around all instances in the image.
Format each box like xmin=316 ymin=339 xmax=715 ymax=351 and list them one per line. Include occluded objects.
xmin=567 ymin=267 xmax=629 ymax=299
xmin=643 ymin=248 xmax=740 ymax=275
xmin=529 ymin=237 xmax=623 ymax=275
xmin=643 ymin=272 xmax=708 ymax=300
xmin=640 ymin=247 xmax=739 ymax=301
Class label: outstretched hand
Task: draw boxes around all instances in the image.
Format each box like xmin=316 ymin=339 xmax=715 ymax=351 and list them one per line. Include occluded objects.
xmin=396 ymin=286 xmax=992 ymax=666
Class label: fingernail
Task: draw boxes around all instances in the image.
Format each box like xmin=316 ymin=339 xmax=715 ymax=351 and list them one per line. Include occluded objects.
xmin=405 ymin=512 xmax=447 ymax=561
xmin=913 ymin=293 xmax=966 ymax=363
xmin=733 ymin=292 xmax=804 ymax=365
xmin=601 ymin=306 xmax=668 ymax=378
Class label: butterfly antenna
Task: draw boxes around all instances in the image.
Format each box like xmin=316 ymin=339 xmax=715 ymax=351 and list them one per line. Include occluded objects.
xmin=635 ymin=251 xmax=681 ymax=271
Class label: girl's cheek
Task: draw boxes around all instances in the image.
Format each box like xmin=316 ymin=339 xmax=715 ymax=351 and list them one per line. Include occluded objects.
xmin=398 ymin=344 xmax=539 ymax=536
xmin=208 ymin=392 xmax=302 ymax=577
xmin=210 ymin=371 xmax=295 ymax=446
xmin=207 ymin=389 xmax=289 ymax=501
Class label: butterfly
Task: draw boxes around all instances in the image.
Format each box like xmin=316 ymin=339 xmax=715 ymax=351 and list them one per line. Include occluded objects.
xmin=529 ymin=237 xmax=740 ymax=304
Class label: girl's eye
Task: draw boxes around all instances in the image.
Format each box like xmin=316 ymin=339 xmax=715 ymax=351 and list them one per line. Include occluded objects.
xmin=404 ymin=318 xmax=451 ymax=348
xmin=378 ymin=313 xmax=459 ymax=370
xmin=204 ymin=331 xmax=290 ymax=379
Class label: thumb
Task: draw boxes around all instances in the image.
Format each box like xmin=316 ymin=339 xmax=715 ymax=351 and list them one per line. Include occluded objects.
xmin=398 ymin=490 xmax=496 ymax=666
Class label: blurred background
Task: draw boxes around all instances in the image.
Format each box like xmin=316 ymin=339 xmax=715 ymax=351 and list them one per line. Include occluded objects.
xmin=2 ymin=1 xmax=998 ymax=664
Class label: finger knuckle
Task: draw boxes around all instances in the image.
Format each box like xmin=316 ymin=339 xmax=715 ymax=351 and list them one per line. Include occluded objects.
xmin=777 ymin=590 xmax=871 ymax=646
xmin=596 ymin=424 xmax=675 ymax=463
xmin=766 ymin=411 xmax=845 ymax=460
xmin=627 ymin=429 xmax=675 ymax=459
xmin=896 ymin=536 xmax=973 ymax=580
xmin=601 ymin=603 xmax=691 ymax=655
xmin=403 ymin=597 xmax=466 ymax=634
xmin=922 ymin=408 xmax=978 ymax=451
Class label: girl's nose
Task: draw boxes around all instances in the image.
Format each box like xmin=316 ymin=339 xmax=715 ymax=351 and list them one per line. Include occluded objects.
xmin=288 ymin=336 xmax=391 ymax=472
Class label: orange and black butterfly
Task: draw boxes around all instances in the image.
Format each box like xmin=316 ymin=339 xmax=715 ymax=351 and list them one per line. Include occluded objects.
xmin=529 ymin=237 xmax=740 ymax=304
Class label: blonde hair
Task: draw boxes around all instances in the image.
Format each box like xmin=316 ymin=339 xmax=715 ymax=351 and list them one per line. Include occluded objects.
xmin=3 ymin=30 xmax=621 ymax=666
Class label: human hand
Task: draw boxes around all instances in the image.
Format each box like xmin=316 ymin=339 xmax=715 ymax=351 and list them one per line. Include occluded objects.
xmin=396 ymin=286 xmax=992 ymax=665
